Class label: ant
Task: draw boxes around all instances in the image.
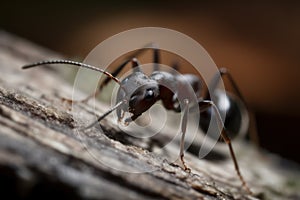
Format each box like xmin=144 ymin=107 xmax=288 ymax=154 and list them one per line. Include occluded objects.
xmin=22 ymin=45 xmax=252 ymax=194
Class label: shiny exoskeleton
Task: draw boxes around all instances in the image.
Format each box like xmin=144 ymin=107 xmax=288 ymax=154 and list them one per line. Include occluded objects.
xmin=22 ymin=45 xmax=252 ymax=194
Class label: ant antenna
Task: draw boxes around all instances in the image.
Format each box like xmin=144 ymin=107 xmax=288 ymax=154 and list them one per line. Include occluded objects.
xmin=80 ymin=100 xmax=126 ymax=131
xmin=22 ymin=60 xmax=121 ymax=86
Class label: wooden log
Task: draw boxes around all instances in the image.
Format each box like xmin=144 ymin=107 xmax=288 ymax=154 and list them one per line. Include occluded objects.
xmin=0 ymin=30 xmax=299 ymax=200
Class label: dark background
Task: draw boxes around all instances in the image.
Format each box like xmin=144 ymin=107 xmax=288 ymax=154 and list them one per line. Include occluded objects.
xmin=1 ymin=1 xmax=300 ymax=163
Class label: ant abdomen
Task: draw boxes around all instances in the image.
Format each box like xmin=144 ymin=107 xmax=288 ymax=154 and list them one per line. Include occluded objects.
xmin=199 ymin=90 xmax=249 ymax=140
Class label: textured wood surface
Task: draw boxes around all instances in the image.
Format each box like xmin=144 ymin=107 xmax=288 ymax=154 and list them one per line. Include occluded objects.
xmin=0 ymin=30 xmax=299 ymax=200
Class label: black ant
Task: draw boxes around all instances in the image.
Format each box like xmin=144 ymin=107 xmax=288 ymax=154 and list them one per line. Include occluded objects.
xmin=22 ymin=45 xmax=252 ymax=194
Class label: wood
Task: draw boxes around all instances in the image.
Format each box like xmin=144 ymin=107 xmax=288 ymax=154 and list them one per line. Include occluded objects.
xmin=0 ymin=30 xmax=299 ymax=200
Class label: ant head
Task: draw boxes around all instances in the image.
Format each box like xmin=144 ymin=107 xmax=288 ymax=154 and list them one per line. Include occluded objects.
xmin=116 ymin=72 xmax=159 ymax=122
xmin=128 ymin=83 xmax=159 ymax=116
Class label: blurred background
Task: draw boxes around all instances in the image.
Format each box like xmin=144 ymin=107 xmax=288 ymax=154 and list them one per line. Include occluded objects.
xmin=1 ymin=0 xmax=300 ymax=163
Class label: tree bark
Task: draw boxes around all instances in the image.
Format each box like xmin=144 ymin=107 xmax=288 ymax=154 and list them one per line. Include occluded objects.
xmin=0 ymin=30 xmax=299 ymax=200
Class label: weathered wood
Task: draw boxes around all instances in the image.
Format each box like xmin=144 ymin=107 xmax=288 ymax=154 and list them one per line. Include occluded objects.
xmin=0 ymin=30 xmax=299 ymax=200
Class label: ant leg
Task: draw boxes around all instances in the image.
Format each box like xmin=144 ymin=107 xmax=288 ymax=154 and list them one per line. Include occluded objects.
xmin=179 ymin=99 xmax=191 ymax=172
xmin=170 ymin=61 xmax=180 ymax=75
xmin=101 ymin=58 xmax=135 ymax=87
xmin=198 ymin=100 xmax=252 ymax=194
xmin=153 ymin=47 xmax=160 ymax=71
xmin=101 ymin=43 xmax=160 ymax=88
xmin=205 ymin=68 xmax=260 ymax=146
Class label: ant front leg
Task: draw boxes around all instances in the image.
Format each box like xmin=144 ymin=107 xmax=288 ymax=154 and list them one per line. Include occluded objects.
xmin=179 ymin=99 xmax=191 ymax=172
xmin=198 ymin=99 xmax=252 ymax=194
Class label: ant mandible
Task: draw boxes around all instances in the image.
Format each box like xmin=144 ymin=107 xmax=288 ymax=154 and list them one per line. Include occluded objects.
xmin=22 ymin=44 xmax=252 ymax=194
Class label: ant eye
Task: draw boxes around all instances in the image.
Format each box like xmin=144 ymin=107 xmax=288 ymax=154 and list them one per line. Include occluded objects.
xmin=144 ymin=89 xmax=154 ymax=100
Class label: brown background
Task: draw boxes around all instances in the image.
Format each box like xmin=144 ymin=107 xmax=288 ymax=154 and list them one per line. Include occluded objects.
xmin=1 ymin=1 xmax=300 ymax=163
